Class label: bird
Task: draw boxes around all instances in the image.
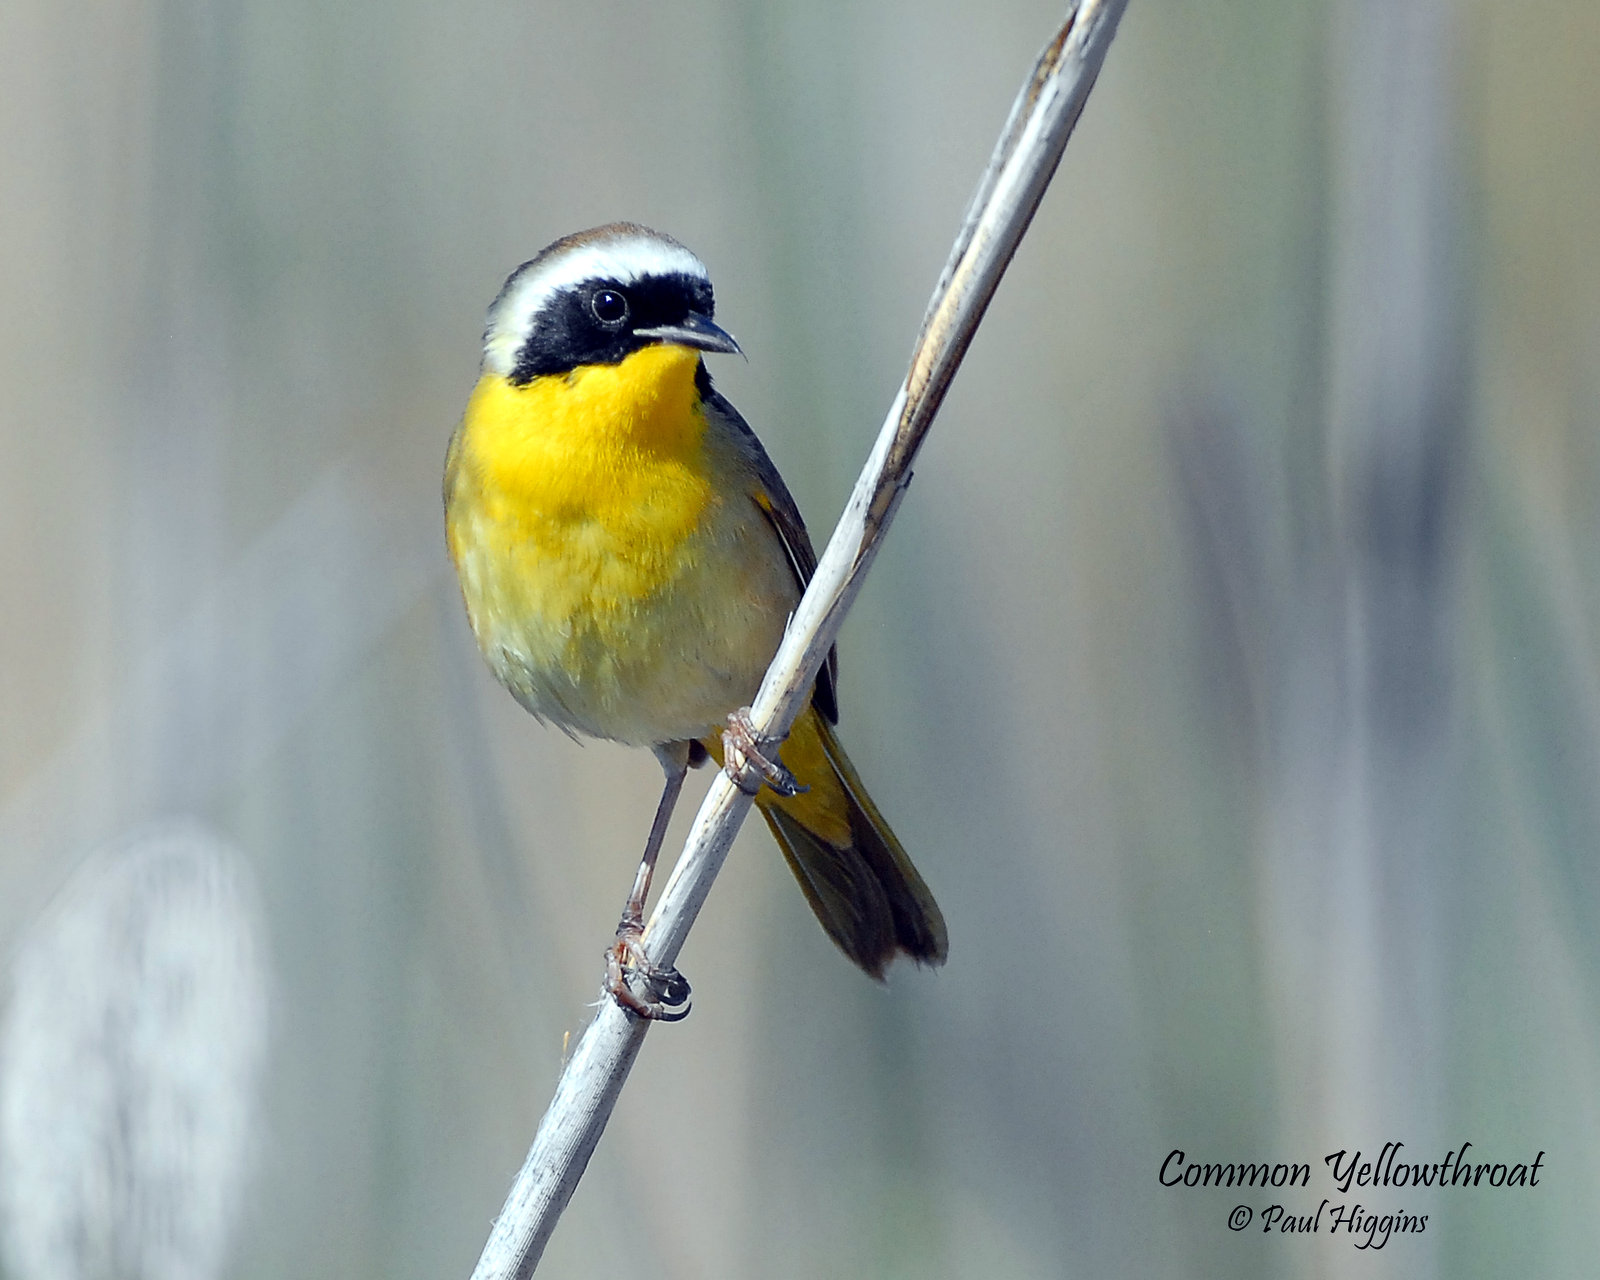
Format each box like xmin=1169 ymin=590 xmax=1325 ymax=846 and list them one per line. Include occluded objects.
xmin=444 ymin=222 xmax=946 ymax=1018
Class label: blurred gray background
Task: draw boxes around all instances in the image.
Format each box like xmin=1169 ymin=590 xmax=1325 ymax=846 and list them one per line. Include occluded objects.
xmin=2 ymin=0 xmax=1597 ymax=1277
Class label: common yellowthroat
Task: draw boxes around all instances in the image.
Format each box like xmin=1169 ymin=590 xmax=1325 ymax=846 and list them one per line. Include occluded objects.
xmin=444 ymin=223 xmax=946 ymax=1017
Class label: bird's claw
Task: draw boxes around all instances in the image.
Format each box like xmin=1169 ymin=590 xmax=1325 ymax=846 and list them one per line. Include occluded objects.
xmin=722 ymin=707 xmax=806 ymax=797
xmin=606 ymin=923 xmax=691 ymax=1022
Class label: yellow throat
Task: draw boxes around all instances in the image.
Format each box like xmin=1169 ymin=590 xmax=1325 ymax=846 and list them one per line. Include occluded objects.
xmin=445 ymin=341 xmax=781 ymax=746
xmin=455 ymin=341 xmax=713 ymax=535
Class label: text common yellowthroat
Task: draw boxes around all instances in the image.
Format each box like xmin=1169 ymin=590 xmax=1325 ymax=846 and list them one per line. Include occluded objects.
xmin=445 ymin=223 xmax=946 ymax=1016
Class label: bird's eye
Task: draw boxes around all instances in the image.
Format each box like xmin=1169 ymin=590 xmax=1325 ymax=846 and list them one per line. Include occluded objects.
xmin=590 ymin=288 xmax=629 ymax=325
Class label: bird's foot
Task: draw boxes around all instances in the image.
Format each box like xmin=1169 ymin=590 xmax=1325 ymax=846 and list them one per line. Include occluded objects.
xmin=722 ymin=707 xmax=806 ymax=798
xmin=605 ymin=917 xmax=691 ymax=1022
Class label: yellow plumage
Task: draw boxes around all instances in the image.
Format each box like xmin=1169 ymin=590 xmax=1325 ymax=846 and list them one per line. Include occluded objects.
xmin=446 ymin=344 xmax=792 ymax=747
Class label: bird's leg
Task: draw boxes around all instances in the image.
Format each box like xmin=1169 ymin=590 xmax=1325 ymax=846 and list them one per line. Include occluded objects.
xmin=606 ymin=743 xmax=692 ymax=1021
xmin=722 ymin=707 xmax=805 ymax=797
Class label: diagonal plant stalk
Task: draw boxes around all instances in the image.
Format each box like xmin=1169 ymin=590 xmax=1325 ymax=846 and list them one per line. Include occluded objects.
xmin=468 ymin=4 xmax=1130 ymax=1275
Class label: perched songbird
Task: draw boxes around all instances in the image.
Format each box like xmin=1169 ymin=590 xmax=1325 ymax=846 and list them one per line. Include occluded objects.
xmin=444 ymin=223 xmax=946 ymax=1017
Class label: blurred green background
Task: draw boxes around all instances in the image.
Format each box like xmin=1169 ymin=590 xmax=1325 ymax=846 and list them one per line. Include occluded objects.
xmin=2 ymin=0 xmax=1598 ymax=1277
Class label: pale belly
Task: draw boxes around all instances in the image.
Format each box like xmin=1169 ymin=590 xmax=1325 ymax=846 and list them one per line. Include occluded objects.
xmin=452 ymin=494 xmax=796 ymax=747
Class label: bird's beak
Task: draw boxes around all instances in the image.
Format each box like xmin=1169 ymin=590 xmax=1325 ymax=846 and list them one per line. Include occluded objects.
xmin=634 ymin=311 xmax=743 ymax=356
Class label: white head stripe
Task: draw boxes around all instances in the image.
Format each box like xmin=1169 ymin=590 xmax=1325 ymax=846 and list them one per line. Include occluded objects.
xmin=484 ymin=229 xmax=709 ymax=376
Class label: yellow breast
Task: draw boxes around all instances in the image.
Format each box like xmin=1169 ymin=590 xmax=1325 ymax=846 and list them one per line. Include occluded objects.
xmin=445 ymin=344 xmax=793 ymax=745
